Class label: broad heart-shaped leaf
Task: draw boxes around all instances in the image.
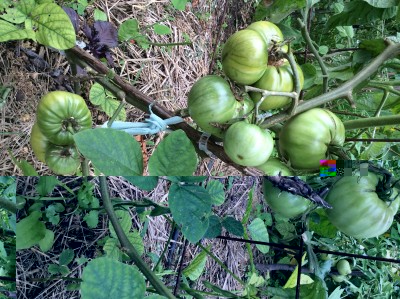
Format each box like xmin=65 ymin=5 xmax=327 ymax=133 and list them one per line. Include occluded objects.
xmin=74 ymin=128 xmax=143 ymax=175
xmin=248 ymin=218 xmax=270 ymax=254
xmin=168 ymin=184 xmax=212 ymax=243
xmin=89 ymin=83 xmax=126 ymax=121
xmin=206 ymin=180 xmax=225 ymax=206
xmin=123 ymin=176 xmax=159 ymax=191
xmin=16 ymin=211 xmax=46 ymax=250
xmin=148 ymin=130 xmax=198 ymax=176
xmin=81 ymin=257 xmax=146 ymax=299
xmin=31 ymin=3 xmax=76 ymax=49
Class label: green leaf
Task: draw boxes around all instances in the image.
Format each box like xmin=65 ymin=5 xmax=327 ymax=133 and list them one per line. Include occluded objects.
xmin=93 ymin=8 xmax=107 ymax=21
xmin=248 ymin=218 xmax=269 ymax=253
xmin=59 ymin=248 xmax=75 ymax=266
xmin=126 ymin=231 xmax=144 ymax=256
xmin=301 ymin=63 xmax=317 ymax=89
xmin=364 ymin=0 xmax=398 ymax=8
xmin=84 ymin=210 xmax=99 ymax=228
xmin=89 ymin=83 xmax=126 ymax=121
xmin=153 ymin=24 xmax=172 ymax=35
xmin=0 ymin=20 xmax=35 ymax=42
xmin=202 ymin=281 xmax=239 ymax=297
xmin=0 ymin=0 xmax=35 ymax=24
xmin=167 ymin=176 xmax=206 ymax=183
xmin=183 ymin=246 xmax=210 ymax=280
xmin=36 ymin=176 xmax=60 ymax=196
xmin=359 ymin=38 xmax=387 ymax=57
xmin=254 ymin=0 xmax=307 ymax=22
xmin=123 ymin=176 xmax=159 ymax=191
xmin=74 ymin=128 xmax=144 ymax=176
xmin=118 ymin=19 xmax=139 ymax=41
xmin=103 ymin=238 xmax=122 ymax=260
xmin=109 ymin=210 xmax=132 ymax=239
xmin=328 ymin=286 xmax=345 ymax=299
xmin=171 ymin=0 xmax=188 ymax=10
xmin=326 ymin=1 xmax=398 ymax=28
xmin=309 ymin=209 xmax=338 ymax=238
xmin=16 ymin=211 xmax=46 ymax=250
xmin=203 ymin=215 xmax=222 ymax=239
xmin=81 ymin=258 xmax=146 ymax=299
xmin=360 ymin=142 xmax=388 ymax=159
xmin=31 ymin=3 xmax=76 ymax=49
xmin=38 ymin=229 xmax=55 ymax=252
xmin=169 ymin=184 xmax=212 ymax=243
xmin=222 ymin=216 xmax=244 ymax=236
xmin=148 ymin=130 xmax=198 ymax=176
xmin=206 ymin=180 xmax=225 ymax=206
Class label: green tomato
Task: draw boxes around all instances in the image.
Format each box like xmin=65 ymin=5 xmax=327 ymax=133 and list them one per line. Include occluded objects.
xmin=250 ymin=60 xmax=304 ymax=110
xmin=232 ymin=98 xmax=255 ymax=119
xmin=325 ymin=173 xmax=400 ymax=239
xmin=223 ymin=121 xmax=274 ymax=166
xmin=222 ymin=29 xmax=268 ymax=85
xmin=45 ymin=143 xmax=81 ymax=175
xmin=336 ymin=259 xmax=351 ymax=276
xmin=188 ymin=75 xmax=238 ymax=138
xmin=36 ymin=91 xmax=92 ymax=145
xmin=331 ymin=274 xmax=346 ymax=283
xmin=255 ymin=158 xmax=294 ymax=175
xmin=262 ymin=178 xmax=311 ymax=218
xmin=246 ymin=21 xmax=287 ymax=52
xmin=279 ymin=108 xmax=345 ymax=170
xmin=30 ymin=123 xmax=51 ymax=163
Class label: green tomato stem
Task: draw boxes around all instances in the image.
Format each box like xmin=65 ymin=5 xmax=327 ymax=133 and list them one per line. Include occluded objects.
xmin=0 ymin=197 xmax=17 ymax=214
xmin=99 ymin=177 xmax=177 ymax=299
xmin=343 ymin=115 xmax=400 ymax=130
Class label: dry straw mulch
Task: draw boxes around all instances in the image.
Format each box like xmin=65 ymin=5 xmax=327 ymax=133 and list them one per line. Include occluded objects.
xmin=0 ymin=0 xmax=255 ymax=176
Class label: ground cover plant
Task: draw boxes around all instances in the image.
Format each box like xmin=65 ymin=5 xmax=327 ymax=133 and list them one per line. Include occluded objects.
xmin=15 ymin=163 xmax=400 ymax=298
xmin=0 ymin=0 xmax=399 ymax=175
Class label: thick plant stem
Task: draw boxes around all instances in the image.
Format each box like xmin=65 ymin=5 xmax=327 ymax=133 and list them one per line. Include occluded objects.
xmin=0 ymin=198 xmax=17 ymax=214
xmin=259 ymin=41 xmax=400 ymax=129
xmin=343 ymin=115 xmax=400 ymax=130
xmin=99 ymin=176 xmax=177 ymax=299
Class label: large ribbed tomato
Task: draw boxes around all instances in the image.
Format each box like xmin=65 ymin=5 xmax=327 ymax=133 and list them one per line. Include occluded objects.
xmin=250 ymin=60 xmax=304 ymax=110
xmin=223 ymin=121 xmax=274 ymax=166
xmin=325 ymin=173 xmax=400 ymax=239
xmin=263 ymin=178 xmax=311 ymax=218
xmin=256 ymin=158 xmax=294 ymax=176
xmin=188 ymin=75 xmax=238 ymax=138
xmin=279 ymin=108 xmax=345 ymax=170
xmin=36 ymin=91 xmax=92 ymax=145
xmin=45 ymin=143 xmax=81 ymax=175
xmin=30 ymin=123 xmax=51 ymax=163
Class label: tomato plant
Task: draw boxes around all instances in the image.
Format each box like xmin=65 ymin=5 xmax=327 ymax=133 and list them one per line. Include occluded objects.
xmin=36 ymin=91 xmax=92 ymax=146
xmin=188 ymin=75 xmax=238 ymax=138
xmin=30 ymin=123 xmax=51 ymax=163
xmin=255 ymin=157 xmax=294 ymax=175
xmin=45 ymin=143 xmax=81 ymax=175
xmin=279 ymin=108 xmax=345 ymax=170
xmin=325 ymin=173 xmax=400 ymax=239
xmin=223 ymin=121 xmax=274 ymax=166
xmin=250 ymin=60 xmax=304 ymax=110
xmin=262 ymin=178 xmax=311 ymax=218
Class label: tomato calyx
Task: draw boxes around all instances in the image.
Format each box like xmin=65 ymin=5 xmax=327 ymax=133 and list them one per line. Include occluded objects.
xmin=62 ymin=117 xmax=82 ymax=134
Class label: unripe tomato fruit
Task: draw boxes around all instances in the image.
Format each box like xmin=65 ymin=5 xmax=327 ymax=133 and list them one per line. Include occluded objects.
xmin=36 ymin=91 xmax=92 ymax=145
xmin=188 ymin=75 xmax=238 ymax=138
xmin=279 ymin=108 xmax=345 ymax=170
xmin=246 ymin=21 xmax=286 ymax=52
xmin=223 ymin=121 xmax=274 ymax=166
xmin=255 ymin=157 xmax=294 ymax=175
xmin=45 ymin=143 xmax=81 ymax=175
xmin=262 ymin=178 xmax=311 ymax=218
xmin=222 ymin=29 xmax=269 ymax=85
xmin=250 ymin=60 xmax=304 ymax=110
xmin=325 ymin=173 xmax=400 ymax=239
xmin=30 ymin=123 xmax=51 ymax=163
xmin=336 ymin=259 xmax=351 ymax=276
xmin=331 ymin=274 xmax=346 ymax=283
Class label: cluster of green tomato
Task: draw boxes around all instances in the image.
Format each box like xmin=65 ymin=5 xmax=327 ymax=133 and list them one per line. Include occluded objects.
xmin=30 ymin=91 xmax=92 ymax=175
xmin=187 ymin=21 xmax=346 ymax=172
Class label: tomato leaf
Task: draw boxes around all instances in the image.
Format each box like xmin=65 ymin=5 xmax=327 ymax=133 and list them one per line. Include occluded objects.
xmin=81 ymin=258 xmax=146 ymax=299
xmin=248 ymin=218 xmax=270 ymax=253
xmin=168 ymin=184 xmax=212 ymax=243
xmin=148 ymin=130 xmax=198 ymax=176
xmin=309 ymin=209 xmax=338 ymax=238
xmin=74 ymin=128 xmax=143 ymax=176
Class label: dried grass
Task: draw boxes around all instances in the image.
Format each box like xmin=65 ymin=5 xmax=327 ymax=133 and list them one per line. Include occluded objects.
xmin=0 ymin=0 xmax=255 ymax=176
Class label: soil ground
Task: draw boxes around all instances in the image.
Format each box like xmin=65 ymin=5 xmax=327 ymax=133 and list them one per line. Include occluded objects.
xmin=0 ymin=0 xmax=256 ymax=176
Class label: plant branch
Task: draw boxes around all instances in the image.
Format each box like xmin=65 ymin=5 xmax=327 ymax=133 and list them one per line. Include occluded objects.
xmin=0 ymin=198 xmax=17 ymax=214
xmin=65 ymin=46 xmax=261 ymax=175
xmin=343 ymin=115 xmax=400 ymax=130
xmin=99 ymin=176 xmax=177 ymax=299
xmin=259 ymin=41 xmax=400 ymax=129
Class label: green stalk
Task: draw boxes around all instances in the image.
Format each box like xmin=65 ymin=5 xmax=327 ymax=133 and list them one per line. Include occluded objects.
xmin=99 ymin=177 xmax=177 ymax=299
xmin=343 ymin=115 xmax=400 ymax=130
xmin=0 ymin=198 xmax=17 ymax=214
